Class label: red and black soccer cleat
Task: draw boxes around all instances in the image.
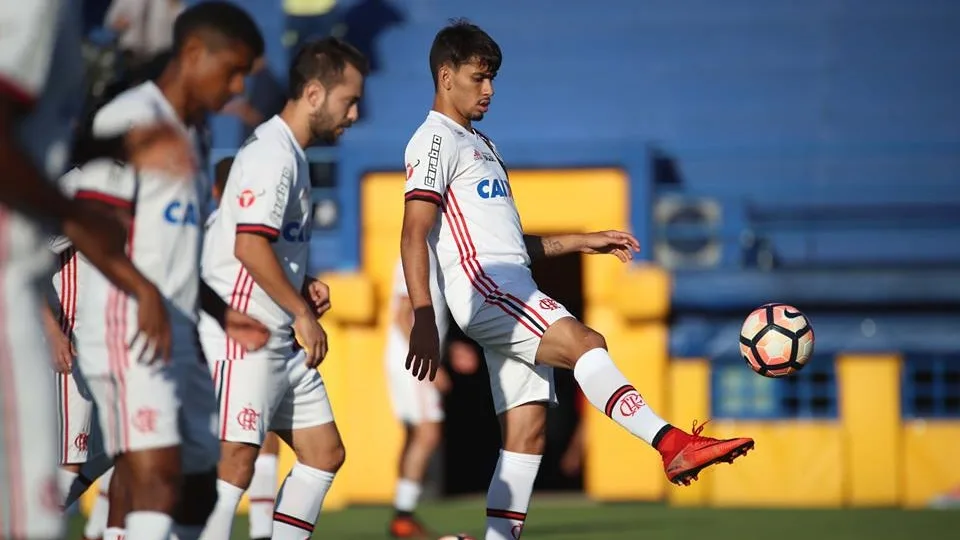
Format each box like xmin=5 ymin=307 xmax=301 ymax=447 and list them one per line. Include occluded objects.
xmin=657 ymin=420 xmax=754 ymax=486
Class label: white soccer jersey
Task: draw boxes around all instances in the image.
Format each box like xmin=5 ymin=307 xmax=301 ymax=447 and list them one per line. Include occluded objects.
xmin=73 ymin=82 xmax=205 ymax=368
xmin=200 ymin=115 xmax=313 ymax=356
xmin=49 ymin=168 xmax=86 ymax=334
xmin=403 ymin=111 xmax=527 ymax=302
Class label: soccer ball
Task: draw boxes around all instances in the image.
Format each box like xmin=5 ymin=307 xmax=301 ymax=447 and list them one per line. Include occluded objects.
xmin=437 ymin=536 xmax=476 ymax=540
xmin=739 ymin=303 xmax=814 ymax=377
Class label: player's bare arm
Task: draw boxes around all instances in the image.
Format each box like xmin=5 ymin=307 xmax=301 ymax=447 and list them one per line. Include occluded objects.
xmin=235 ymin=232 xmax=328 ymax=366
xmin=71 ymin=122 xmax=196 ymax=178
xmin=400 ymin=199 xmax=442 ymax=381
xmin=395 ymin=295 xmax=415 ymax=337
xmin=70 ymin=198 xmax=172 ymax=362
xmin=0 ymin=96 xmax=172 ymax=361
xmin=200 ymin=279 xmax=269 ymax=352
xmin=523 ymin=231 xmax=641 ymax=263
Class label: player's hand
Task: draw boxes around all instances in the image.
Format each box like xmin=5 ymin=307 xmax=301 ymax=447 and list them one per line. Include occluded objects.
xmin=125 ymin=123 xmax=196 ymax=178
xmin=131 ymin=283 xmax=172 ymax=364
xmin=47 ymin=329 xmax=76 ymax=374
xmin=294 ymin=312 xmax=328 ymax=368
xmin=406 ymin=306 xmax=440 ymax=381
xmin=224 ymin=308 xmax=270 ymax=352
xmin=579 ymin=230 xmax=641 ymax=263
xmin=302 ymin=277 xmax=331 ymax=317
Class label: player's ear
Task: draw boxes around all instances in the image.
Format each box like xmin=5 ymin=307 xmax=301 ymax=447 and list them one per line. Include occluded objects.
xmin=439 ymin=64 xmax=453 ymax=91
xmin=179 ymin=34 xmax=205 ymax=66
xmin=305 ymin=80 xmax=326 ymax=108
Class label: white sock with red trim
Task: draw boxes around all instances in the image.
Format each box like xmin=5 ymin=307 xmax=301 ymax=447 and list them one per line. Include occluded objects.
xmin=272 ymin=462 xmax=336 ymax=540
xmin=248 ymin=454 xmax=278 ymax=539
xmin=485 ymin=450 xmax=541 ymax=540
xmin=572 ymin=347 xmax=670 ymax=446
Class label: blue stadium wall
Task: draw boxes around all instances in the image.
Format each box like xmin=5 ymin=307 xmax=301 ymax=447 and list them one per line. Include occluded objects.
xmin=191 ymin=0 xmax=960 ymax=508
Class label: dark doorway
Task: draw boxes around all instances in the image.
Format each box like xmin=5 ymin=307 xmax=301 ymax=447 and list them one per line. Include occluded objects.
xmin=442 ymin=249 xmax=585 ymax=495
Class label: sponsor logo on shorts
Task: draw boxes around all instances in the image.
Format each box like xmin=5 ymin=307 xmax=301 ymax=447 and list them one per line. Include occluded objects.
xmin=237 ymin=406 xmax=260 ymax=431
xmin=538 ymin=298 xmax=560 ymax=311
xmin=74 ymin=432 xmax=89 ymax=452
xmin=133 ymin=407 xmax=159 ymax=433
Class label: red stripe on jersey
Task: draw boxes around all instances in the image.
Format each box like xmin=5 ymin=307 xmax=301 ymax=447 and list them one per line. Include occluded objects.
xmin=441 ymin=193 xmax=544 ymax=338
xmin=74 ymin=190 xmax=133 ymax=210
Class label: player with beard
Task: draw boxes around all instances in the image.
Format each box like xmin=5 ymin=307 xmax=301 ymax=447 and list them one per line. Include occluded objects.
xmin=197 ymin=37 xmax=367 ymax=540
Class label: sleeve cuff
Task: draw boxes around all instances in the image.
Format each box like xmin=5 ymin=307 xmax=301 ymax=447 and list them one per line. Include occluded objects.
xmin=236 ymin=223 xmax=280 ymax=241
xmin=405 ymin=189 xmax=443 ymax=206
xmin=74 ymin=190 xmax=134 ymax=210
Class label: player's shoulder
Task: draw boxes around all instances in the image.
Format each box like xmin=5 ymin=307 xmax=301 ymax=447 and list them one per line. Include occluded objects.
xmin=92 ymin=82 xmax=163 ymax=137
xmin=236 ymin=117 xmax=298 ymax=165
xmin=405 ymin=112 xmax=466 ymax=154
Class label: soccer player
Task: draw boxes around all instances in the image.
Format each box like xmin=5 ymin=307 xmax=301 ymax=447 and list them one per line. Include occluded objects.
xmin=400 ymin=21 xmax=755 ymax=540
xmin=198 ymin=37 xmax=367 ymax=540
xmin=68 ymin=3 xmax=267 ymax=539
xmin=385 ymin=255 xmax=449 ymax=538
xmin=210 ymin=155 xmax=288 ymax=540
xmin=0 ymin=0 xmax=191 ymax=537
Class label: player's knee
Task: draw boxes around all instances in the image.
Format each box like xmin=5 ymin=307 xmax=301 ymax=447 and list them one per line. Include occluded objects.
xmin=582 ymin=327 xmax=607 ymax=351
xmin=218 ymin=442 xmax=259 ymax=489
xmin=412 ymin=421 xmax=443 ymax=452
xmin=557 ymin=324 xmax=607 ymax=369
xmin=297 ymin=438 xmax=346 ymax=473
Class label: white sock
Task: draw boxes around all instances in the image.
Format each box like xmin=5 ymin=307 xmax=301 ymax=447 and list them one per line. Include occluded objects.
xmin=57 ymin=468 xmax=79 ymax=505
xmin=272 ymin=461 xmax=336 ymax=539
xmin=83 ymin=470 xmax=112 ymax=540
xmin=393 ymin=478 xmax=423 ymax=514
xmin=248 ymin=454 xmax=278 ymax=539
xmin=198 ymin=480 xmax=245 ymax=540
xmin=125 ymin=511 xmax=171 ymax=540
xmin=573 ymin=348 xmax=670 ymax=445
xmin=103 ymin=527 xmax=126 ymax=540
xmin=485 ymin=450 xmax=541 ymax=540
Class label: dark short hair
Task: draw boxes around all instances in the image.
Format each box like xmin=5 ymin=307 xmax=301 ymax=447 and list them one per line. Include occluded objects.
xmin=288 ymin=37 xmax=369 ymax=99
xmin=429 ymin=19 xmax=502 ymax=87
xmin=172 ymin=1 xmax=264 ymax=58
xmin=214 ymin=156 xmax=234 ymax=192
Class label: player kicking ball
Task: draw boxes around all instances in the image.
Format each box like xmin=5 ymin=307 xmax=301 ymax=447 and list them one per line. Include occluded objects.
xmin=197 ymin=37 xmax=367 ymax=540
xmin=401 ymin=20 xmax=755 ymax=540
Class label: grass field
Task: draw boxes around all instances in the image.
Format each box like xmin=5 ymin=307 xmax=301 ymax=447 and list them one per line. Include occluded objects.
xmin=67 ymin=496 xmax=960 ymax=539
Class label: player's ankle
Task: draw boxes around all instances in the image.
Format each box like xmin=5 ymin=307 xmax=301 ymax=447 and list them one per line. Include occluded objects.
xmin=394 ymin=510 xmax=414 ymax=519
xmin=652 ymin=424 xmax=679 ymax=453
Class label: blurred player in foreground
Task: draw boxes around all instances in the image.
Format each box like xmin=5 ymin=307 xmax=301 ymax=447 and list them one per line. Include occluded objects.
xmin=66 ymin=3 xmax=268 ymax=539
xmin=400 ymin=20 xmax=755 ymax=540
xmin=211 ymin=156 xmax=288 ymax=540
xmin=0 ymin=0 xmax=199 ymax=537
xmin=385 ymin=255 xmax=449 ymax=538
xmin=198 ymin=37 xmax=366 ymax=540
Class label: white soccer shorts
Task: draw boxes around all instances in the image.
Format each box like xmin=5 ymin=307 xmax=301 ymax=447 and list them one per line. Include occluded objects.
xmin=77 ymin=350 xmax=220 ymax=475
xmin=204 ymin=343 xmax=336 ymax=446
xmin=448 ymin=264 xmax=568 ymax=415
xmin=385 ymin=331 xmax=444 ymax=425
xmin=56 ymin=369 xmax=94 ymax=465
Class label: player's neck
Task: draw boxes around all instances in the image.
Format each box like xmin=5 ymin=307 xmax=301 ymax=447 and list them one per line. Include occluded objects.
xmin=279 ymin=103 xmax=310 ymax=149
xmin=155 ymin=64 xmax=197 ymax=125
xmin=432 ymin=98 xmax=472 ymax=130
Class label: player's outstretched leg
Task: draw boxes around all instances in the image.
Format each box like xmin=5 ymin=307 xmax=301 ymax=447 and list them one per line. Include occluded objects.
xmin=484 ymin=403 xmax=545 ymax=540
xmin=248 ymin=433 xmax=281 ymax=540
xmin=537 ymin=318 xmax=754 ymax=486
xmin=271 ymin=422 xmax=345 ymax=540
